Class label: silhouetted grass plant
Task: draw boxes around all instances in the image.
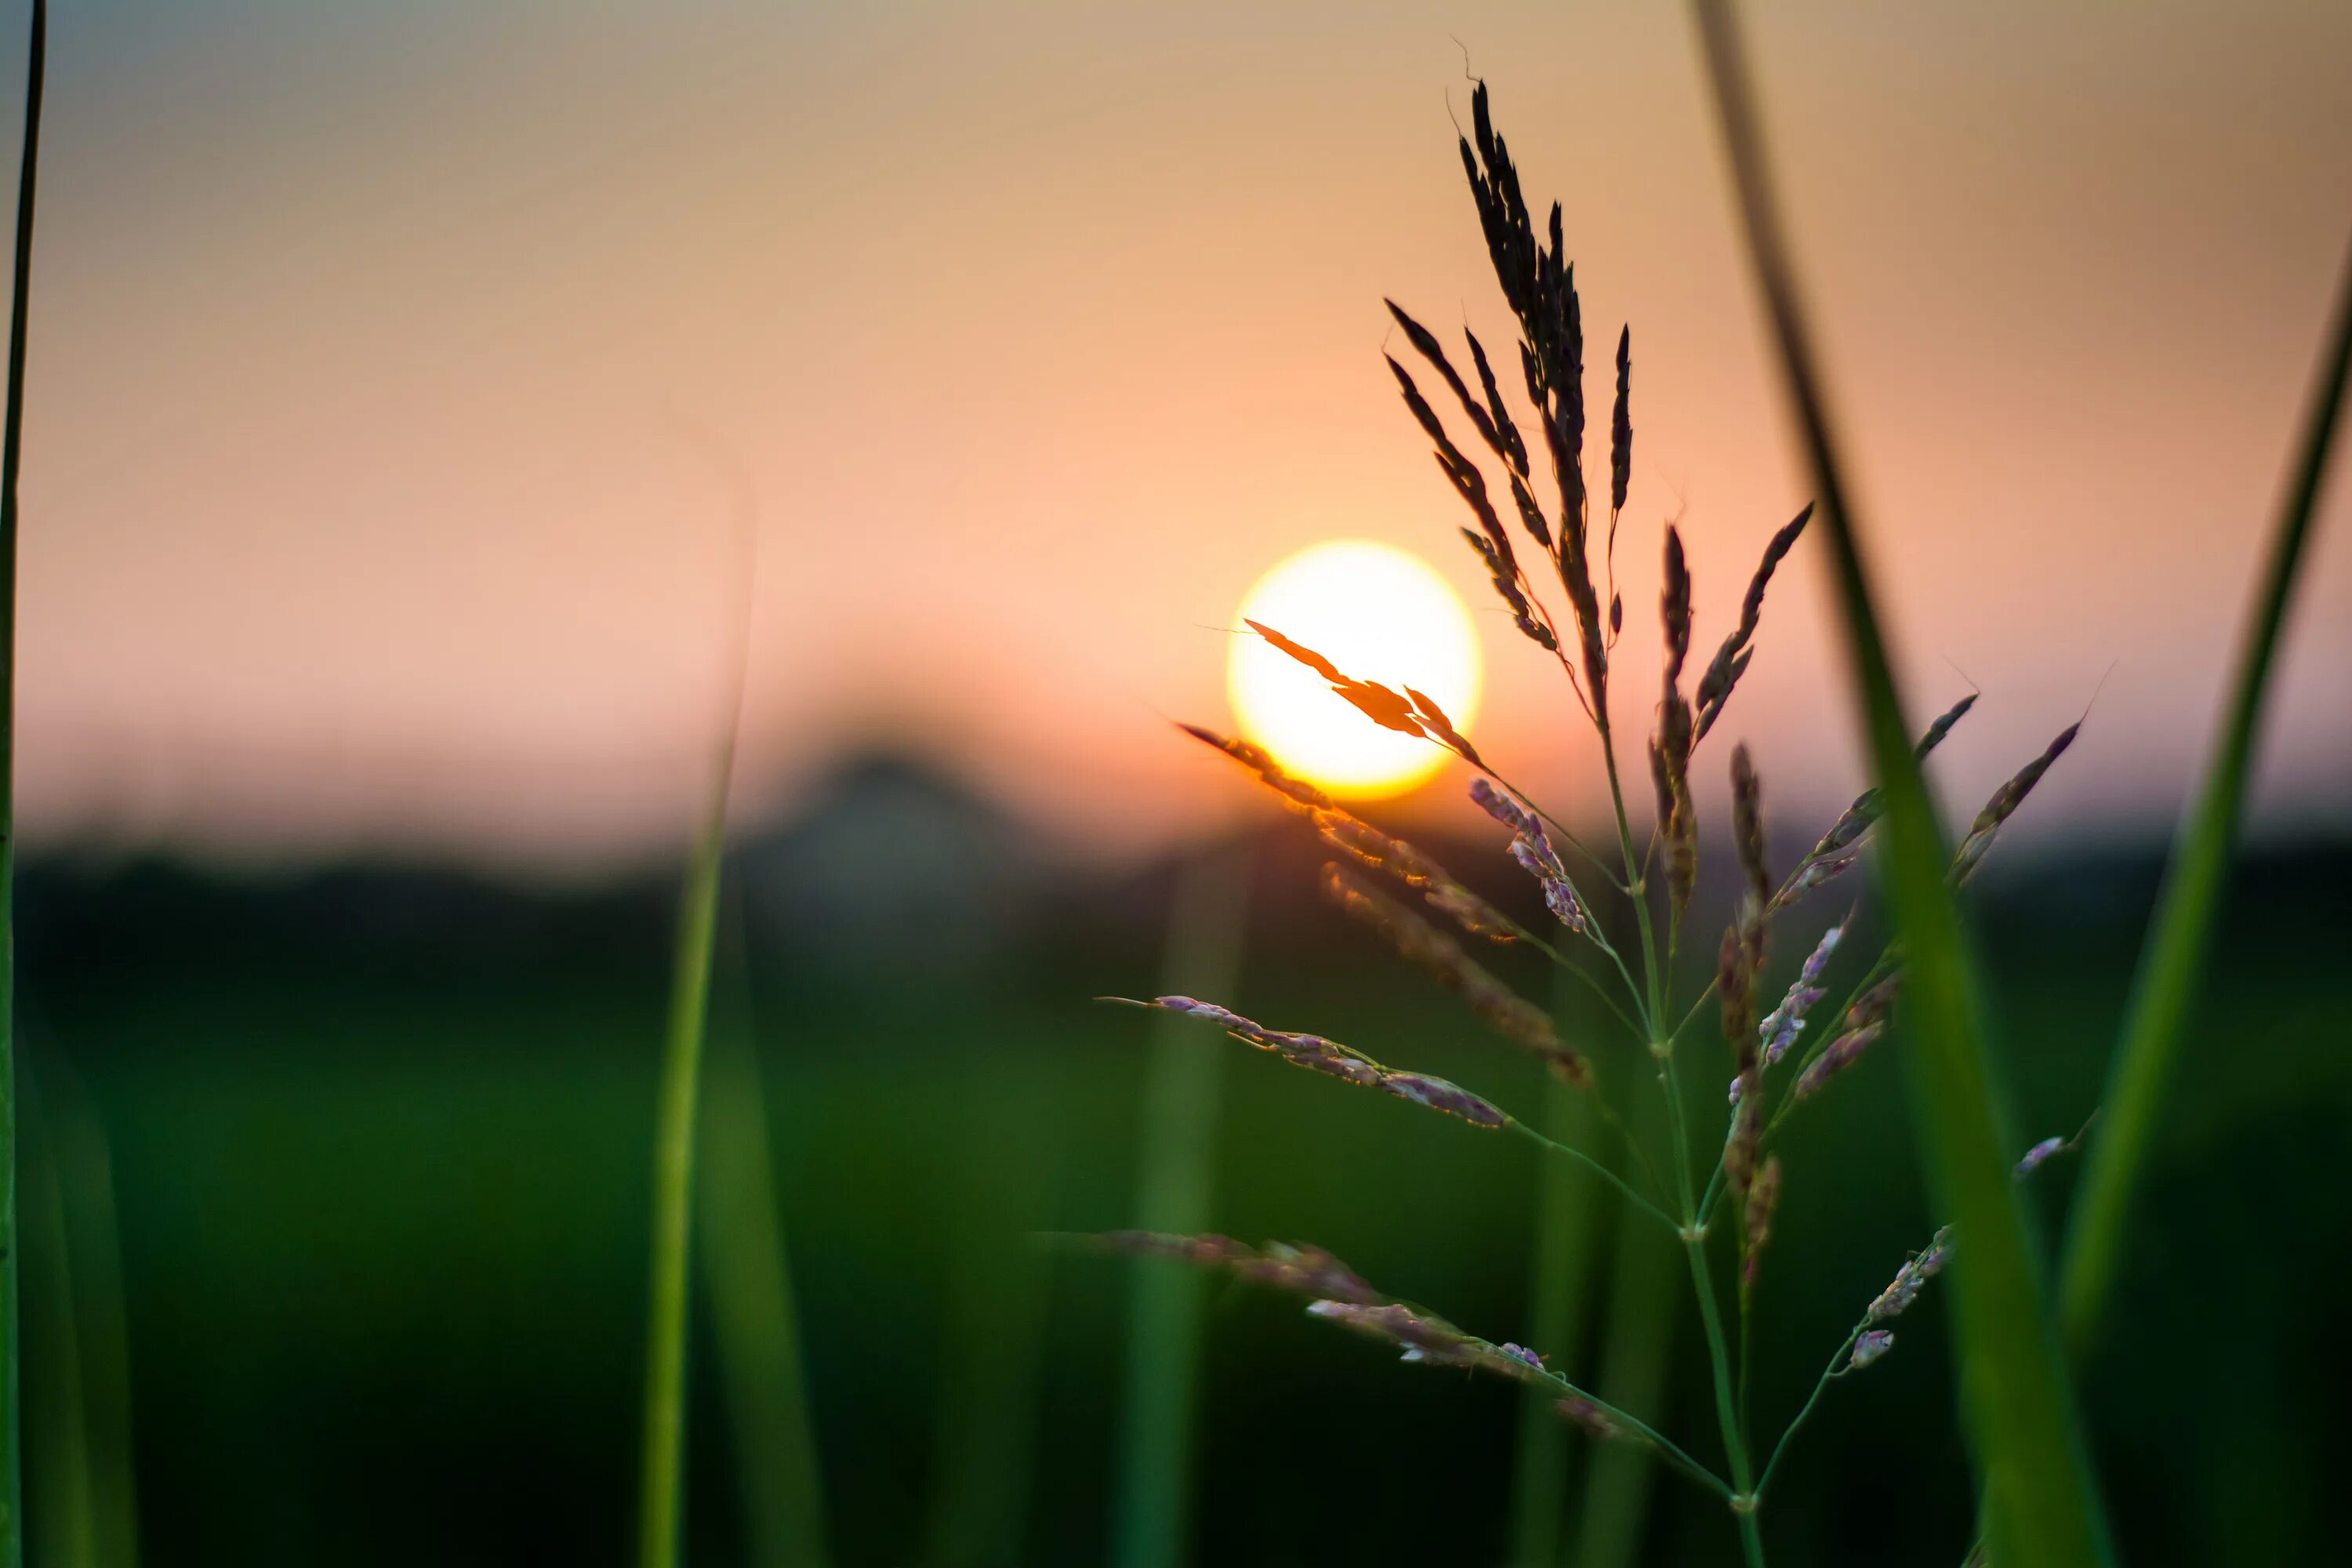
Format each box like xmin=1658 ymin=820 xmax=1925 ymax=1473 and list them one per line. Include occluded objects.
xmin=1091 ymin=71 xmax=2148 ymax=1565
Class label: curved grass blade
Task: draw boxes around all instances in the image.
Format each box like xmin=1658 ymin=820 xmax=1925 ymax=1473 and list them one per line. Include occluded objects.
xmin=0 ymin=7 xmax=45 ymax=1562
xmin=2060 ymin=232 xmax=2352 ymax=1349
xmin=1689 ymin=4 xmax=2112 ymax=1562
xmin=638 ymin=446 xmax=757 ymax=1568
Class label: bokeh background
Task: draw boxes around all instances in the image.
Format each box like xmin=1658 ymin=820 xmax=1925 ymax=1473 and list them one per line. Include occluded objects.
xmin=9 ymin=2 xmax=2350 ymax=1564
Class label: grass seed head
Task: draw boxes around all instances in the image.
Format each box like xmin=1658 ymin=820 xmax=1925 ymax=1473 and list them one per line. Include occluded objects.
xmin=2014 ymin=1135 xmax=2067 ymax=1179
xmin=1692 ymin=503 xmax=1812 ymax=742
xmin=1849 ymin=1329 xmax=1895 ymax=1370
xmin=1177 ymin=721 xmax=1336 ymax=814
xmin=1865 ymin=1226 xmax=1954 ymax=1323
xmin=1610 ymin=325 xmax=1632 ymax=516
xmin=1792 ymin=1020 xmax=1882 ymax=1100
xmin=1319 ymin=862 xmax=1587 ymax=1083
xmin=1742 ymin=1153 xmax=1784 ymax=1295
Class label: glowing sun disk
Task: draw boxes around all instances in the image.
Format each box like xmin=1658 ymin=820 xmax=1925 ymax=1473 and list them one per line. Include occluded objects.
xmin=1227 ymin=539 xmax=1483 ymax=797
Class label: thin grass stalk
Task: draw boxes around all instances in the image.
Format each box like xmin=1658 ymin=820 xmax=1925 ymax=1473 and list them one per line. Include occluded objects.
xmin=2059 ymin=231 xmax=2352 ymax=1351
xmin=1572 ymin=1096 xmax=1681 ymax=1568
xmin=636 ymin=719 xmax=738 ymax=1568
xmin=20 ymin=1066 xmax=88 ymax=1568
xmin=700 ymin=907 xmax=830 ymax=1568
xmin=1505 ymin=1067 xmax=1603 ymax=1565
xmin=1689 ymin=5 xmax=2111 ymax=1561
xmin=42 ymin=1064 xmax=133 ymax=1568
xmin=1111 ymin=840 xmax=1251 ymax=1568
xmin=637 ymin=495 xmax=755 ymax=1568
xmin=0 ymin=8 xmax=42 ymax=1561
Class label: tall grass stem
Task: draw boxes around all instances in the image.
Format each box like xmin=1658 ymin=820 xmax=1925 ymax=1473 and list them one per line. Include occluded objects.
xmin=1111 ymin=841 xmax=1251 ymax=1568
xmin=0 ymin=5 xmax=42 ymax=1560
xmin=1572 ymin=1096 xmax=1680 ymax=1568
xmin=2059 ymin=231 xmax=2352 ymax=1350
xmin=1689 ymin=3 xmax=2111 ymax=1560
xmin=700 ymin=908 xmax=830 ymax=1568
xmin=1506 ymin=1070 xmax=1603 ymax=1564
xmin=636 ymin=446 xmax=757 ymax=1568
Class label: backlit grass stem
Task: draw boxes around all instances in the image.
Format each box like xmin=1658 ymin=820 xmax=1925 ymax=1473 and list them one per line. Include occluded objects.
xmin=0 ymin=7 xmax=45 ymax=1563
xmin=1690 ymin=3 xmax=2113 ymax=1562
xmin=637 ymin=455 xmax=757 ymax=1568
xmin=2060 ymin=230 xmax=2352 ymax=1352
xmin=635 ymin=713 xmax=738 ymax=1568
xmin=1112 ymin=842 xmax=1251 ymax=1568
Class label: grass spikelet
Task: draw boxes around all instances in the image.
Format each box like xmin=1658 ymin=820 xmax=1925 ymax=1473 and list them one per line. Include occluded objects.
xmin=1319 ymin=862 xmax=1589 ymax=1085
xmin=1658 ymin=527 xmax=1699 ymax=922
xmin=1387 ymin=299 xmax=1508 ymax=464
xmin=1094 ymin=1232 xmax=1385 ymax=1306
xmin=1692 ymin=504 xmax=1813 ymax=743
xmin=1731 ymin=743 xmax=1770 ymax=916
xmin=1864 ymin=1227 xmax=1953 ymax=1324
xmin=1308 ymin=809 xmax=1519 ymax=945
xmin=1465 ymin=327 xmax=1533 ymax=480
xmin=1952 ymin=720 xmax=2082 ymax=881
xmin=1175 ymin=720 xmax=1335 ymax=814
xmin=1241 ymin=622 xmax=1436 ymax=735
xmin=1760 ymin=909 xmax=1847 ymax=1065
xmin=1741 ymin=1154 xmax=1782 ymax=1298
xmin=1131 ymin=996 xmax=1508 ymax=1127
xmin=1779 ymin=692 xmax=1982 ymax=906
xmin=1092 ymin=1226 xmax=1723 ymax=1490
xmin=1790 ymin=975 xmax=1903 ymax=1101
xmin=1610 ymin=326 xmax=1632 ymax=517
xmin=1405 ymin=685 xmax=1484 ymax=768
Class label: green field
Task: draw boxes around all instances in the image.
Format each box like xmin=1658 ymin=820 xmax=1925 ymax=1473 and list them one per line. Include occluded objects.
xmin=13 ymin=819 xmax=2348 ymax=1566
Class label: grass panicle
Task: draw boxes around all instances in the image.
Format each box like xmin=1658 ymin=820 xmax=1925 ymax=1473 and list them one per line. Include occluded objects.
xmin=1076 ymin=50 xmax=2250 ymax=1566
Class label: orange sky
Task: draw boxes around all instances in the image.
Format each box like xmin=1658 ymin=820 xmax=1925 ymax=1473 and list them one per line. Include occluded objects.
xmin=11 ymin=1 xmax=2350 ymax=869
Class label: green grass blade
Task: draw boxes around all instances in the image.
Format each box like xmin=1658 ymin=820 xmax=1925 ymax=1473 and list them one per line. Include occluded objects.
xmin=700 ymin=914 xmax=831 ymax=1568
xmin=1111 ymin=841 xmax=1250 ymax=1568
xmin=2059 ymin=234 xmax=2352 ymax=1350
xmin=1689 ymin=5 xmax=2111 ymax=1561
xmin=636 ymin=730 xmax=735 ymax=1568
xmin=1570 ymin=1094 xmax=1679 ymax=1568
xmin=1505 ymin=1073 xmax=1603 ymax=1565
xmin=0 ymin=7 xmax=43 ymax=1565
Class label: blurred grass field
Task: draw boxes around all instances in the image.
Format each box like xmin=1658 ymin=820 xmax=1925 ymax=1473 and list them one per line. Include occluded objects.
xmin=14 ymin=782 xmax=2351 ymax=1566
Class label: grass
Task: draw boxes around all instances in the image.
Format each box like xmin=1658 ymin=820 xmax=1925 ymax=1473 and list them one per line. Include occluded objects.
xmin=699 ymin=910 xmax=831 ymax=1568
xmin=1687 ymin=4 xmax=2111 ymax=1562
xmin=0 ymin=5 xmax=45 ymax=1564
xmin=2060 ymin=234 xmax=2352 ymax=1352
xmin=1111 ymin=843 xmax=1251 ymax=1568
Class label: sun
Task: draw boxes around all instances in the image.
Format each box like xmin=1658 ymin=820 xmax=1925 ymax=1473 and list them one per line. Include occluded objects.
xmin=1228 ymin=539 xmax=1483 ymax=798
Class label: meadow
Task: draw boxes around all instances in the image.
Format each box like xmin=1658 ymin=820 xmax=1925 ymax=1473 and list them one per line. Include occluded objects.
xmin=0 ymin=4 xmax=2344 ymax=1565
xmin=16 ymin=818 xmax=2350 ymax=1564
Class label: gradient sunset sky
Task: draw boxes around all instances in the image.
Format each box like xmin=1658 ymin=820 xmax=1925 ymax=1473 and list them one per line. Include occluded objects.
xmin=13 ymin=1 xmax=2350 ymax=868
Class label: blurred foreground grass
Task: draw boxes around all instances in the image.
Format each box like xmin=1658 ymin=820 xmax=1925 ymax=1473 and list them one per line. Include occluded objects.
xmin=13 ymin=814 xmax=2352 ymax=1566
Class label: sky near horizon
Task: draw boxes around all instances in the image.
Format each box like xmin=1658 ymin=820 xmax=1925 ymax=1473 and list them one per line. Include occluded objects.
xmin=10 ymin=0 xmax=2350 ymax=870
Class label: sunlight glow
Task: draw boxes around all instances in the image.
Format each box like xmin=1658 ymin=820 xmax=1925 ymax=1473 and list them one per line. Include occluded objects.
xmin=1227 ymin=539 xmax=1483 ymax=798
